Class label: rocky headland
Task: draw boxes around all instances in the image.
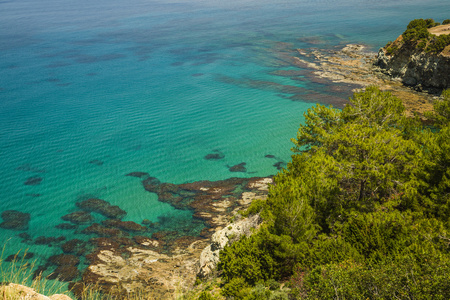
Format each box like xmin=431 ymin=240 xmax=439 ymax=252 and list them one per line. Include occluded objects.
xmin=376 ymin=23 xmax=450 ymax=92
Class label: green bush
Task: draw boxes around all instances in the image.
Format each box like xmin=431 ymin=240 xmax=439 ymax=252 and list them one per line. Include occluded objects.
xmin=442 ymin=19 xmax=450 ymax=25
xmin=426 ymin=34 xmax=450 ymax=53
xmin=241 ymin=198 xmax=266 ymax=217
xmin=197 ymin=291 xmax=215 ymax=300
xmin=221 ymin=277 xmax=251 ymax=299
xmin=218 ymin=233 xmax=276 ymax=285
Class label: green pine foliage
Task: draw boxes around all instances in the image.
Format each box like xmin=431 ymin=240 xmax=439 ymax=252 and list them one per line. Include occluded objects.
xmin=400 ymin=18 xmax=450 ymax=53
xmin=216 ymin=87 xmax=450 ymax=299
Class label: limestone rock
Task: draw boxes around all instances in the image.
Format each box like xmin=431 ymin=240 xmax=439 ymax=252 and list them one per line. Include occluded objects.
xmin=0 ymin=283 xmax=72 ymax=300
xmin=198 ymin=214 xmax=261 ymax=278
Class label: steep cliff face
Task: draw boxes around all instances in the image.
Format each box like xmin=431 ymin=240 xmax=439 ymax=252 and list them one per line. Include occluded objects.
xmin=376 ymin=44 xmax=450 ymax=90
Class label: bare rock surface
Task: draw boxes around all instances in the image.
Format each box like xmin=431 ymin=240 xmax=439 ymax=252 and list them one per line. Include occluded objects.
xmin=0 ymin=283 xmax=72 ymax=300
xmin=376 ymin=39 xmax=450 ymax=91
xmin=198 ymin=214 xmax=261 ymax=279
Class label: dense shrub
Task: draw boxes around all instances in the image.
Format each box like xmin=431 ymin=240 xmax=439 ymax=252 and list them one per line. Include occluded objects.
xmin=403 ymin=19 xmax=432 ymax=42
xmin=214 ymin=87 xmax=450 ymax=299
xmin=218 ymin=232 xmax=276 ymax=285
xmin=197 ymin=291 xmax=215 ymax=300
xmin=426 ymin=34 xmax=450 ymax=53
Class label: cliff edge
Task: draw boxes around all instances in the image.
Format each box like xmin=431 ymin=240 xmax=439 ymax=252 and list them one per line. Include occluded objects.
xmin=376 ymin=19 xmax=450 ymax=91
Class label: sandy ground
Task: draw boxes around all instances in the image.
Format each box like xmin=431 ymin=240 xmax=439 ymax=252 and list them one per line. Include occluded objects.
xmin=428 ymin=24 xmax=450 ymax=36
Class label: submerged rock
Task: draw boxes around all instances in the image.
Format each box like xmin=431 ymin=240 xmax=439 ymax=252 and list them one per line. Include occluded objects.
xmin=76 ymin=198 xmax=126 ymax=219
xmin=273 ymin=161 xmax=286 ymax=170
xmin=101 ymin=219 xmax=147 ymax=233
xmin=5 ymin=252 xmax=34 ymax=262
xmin=48 ymin=254 xmax=80 ymax=266
xmin=126 ymin=172 xmax=150 ymax=178
xmin=89 ymin=159 xmax=104 ymax=166
xmin=204 ymin=150 xmax=225 ymax=160
xmin=228 ymin=162 xmax=247 ymax=172
xmin=18 ymin=232 xmax=32 ymax=241
xmin=81 ymin=223 xmax=123 ymax=237
xmin=24 ymin=176 xmax=43 ymax=185
xmin=61 ymin=211 xmax=93 ymax=224
xmin=62 ymin=239 xmax=87 ymax=255
xmin=47 ymin=265 xmax=79 ymax=282
xmin=34 ymin=236 xmax=66 ymax=245
xmin=55 ymin=223 xmax=78 ymax=230
xmin=0 ymin=210 xmax=31 ymax=231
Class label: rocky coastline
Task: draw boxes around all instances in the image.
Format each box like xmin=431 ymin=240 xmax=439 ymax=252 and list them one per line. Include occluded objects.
xmin=1 ymin=172 xmax=272 ymax=299
xmin=2 ymin=39 xmax=447 ymax=299
xmin=67 ymin=175 xmax=272 ymax=299
xmin=293 ymin=43 xmax=439 ymax=117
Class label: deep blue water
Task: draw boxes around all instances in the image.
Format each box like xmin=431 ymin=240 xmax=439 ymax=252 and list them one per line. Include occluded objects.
xmin=0 ymin=0 xmax=448 ymax=267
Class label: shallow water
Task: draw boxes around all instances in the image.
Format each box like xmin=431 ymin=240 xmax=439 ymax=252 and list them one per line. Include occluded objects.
xmin=0 ymin=0 xmax=448 ymax=267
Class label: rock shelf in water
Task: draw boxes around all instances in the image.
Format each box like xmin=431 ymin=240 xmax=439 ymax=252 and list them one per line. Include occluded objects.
xmin=64 ymin=175 xmax=273 ymax=299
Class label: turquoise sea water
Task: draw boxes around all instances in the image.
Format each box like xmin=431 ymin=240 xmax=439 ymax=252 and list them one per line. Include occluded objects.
xmin=0 ymin=0 xmax=448 ymax=266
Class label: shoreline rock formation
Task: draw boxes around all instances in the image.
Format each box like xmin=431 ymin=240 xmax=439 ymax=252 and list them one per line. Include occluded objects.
xmin=65 ymin=176 xmax=273 ymax=299
xmin=293 ymin=43 xmax=438 ymax=117
xmin=376 ymin=35 xmax=450 ymax=92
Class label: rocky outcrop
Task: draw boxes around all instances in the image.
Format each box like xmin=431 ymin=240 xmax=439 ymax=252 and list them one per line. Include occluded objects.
xmin=198 ymin=214 xmax=261 ymax=279
xmin=376 ymin=37 xmax=450 ymax=91
xmin=0 ymin=283 xmax=72 ymax=300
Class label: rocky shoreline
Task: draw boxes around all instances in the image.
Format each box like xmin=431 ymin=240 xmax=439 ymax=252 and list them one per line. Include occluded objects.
xmin=67 ymin=175 xmax=272 ymax=299
xmin=1 ymin=173 xmax=272 ymax=299
xmin=293 ymin=44 xmax=438 ymax=117
xmin=2 ymin=42 xmax=444 ymax=299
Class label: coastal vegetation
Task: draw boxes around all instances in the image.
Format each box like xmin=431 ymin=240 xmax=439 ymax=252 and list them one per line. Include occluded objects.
xmin=195 ymin=87 xmax=450 ymax=299
xmin=386 ymin=18 xmax=450 ymax=54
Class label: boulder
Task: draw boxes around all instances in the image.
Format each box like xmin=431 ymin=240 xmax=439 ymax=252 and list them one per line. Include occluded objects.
xmin=0 ymin=283 xmax=72 ymax=300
